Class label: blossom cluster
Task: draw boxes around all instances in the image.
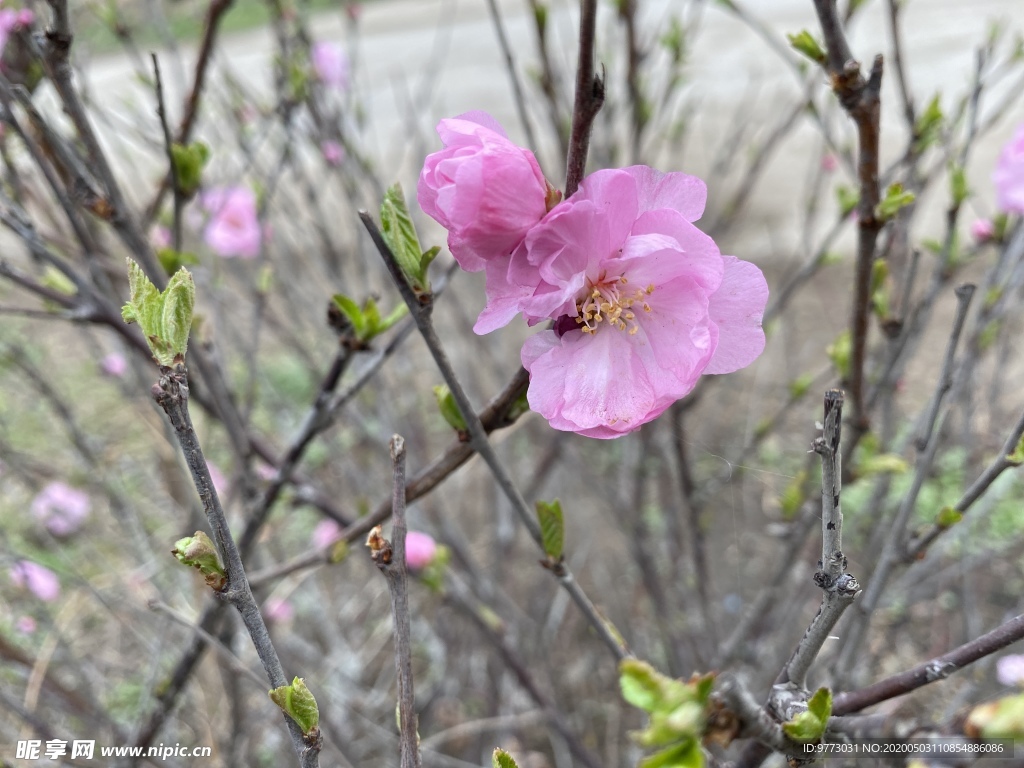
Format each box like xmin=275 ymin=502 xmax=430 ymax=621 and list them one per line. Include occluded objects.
xmin=417 ymin=112 xmax=768 ymax=438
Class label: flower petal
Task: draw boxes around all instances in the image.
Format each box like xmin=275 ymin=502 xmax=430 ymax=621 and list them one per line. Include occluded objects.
xmin=704 ymin=255 xmax=768 ymax=375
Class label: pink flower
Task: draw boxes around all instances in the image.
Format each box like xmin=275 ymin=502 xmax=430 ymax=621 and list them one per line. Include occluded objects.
xmin=321 ymin=140 xmax=346 ymax=167
xmin=821 ymin=154 xmax=838 ymax=173
xmin=201 ymin=187 xmax=261 ymax=259
xmin=997 ymin=655 xmax=1024 ymax=687
xmin=255 ymin=463 xmax=278 ymax=482
xmin=405 ymin=531 xmax=438 ymax=570
xmin=311 ymin=42 xmax=349 ymax=90
xmin=417 ymin=112 xmax=556 ymax=273
xmin=971 ymin=218 xmax=995 ymax=242
xmin=264 ymin=597 xmax=294 ymax=624
xmin=311 ymin=519 xmax=343 ymax=550
xmin=511 ymin=166 xmax=767 ymax=438
xmin=15 ymin=615 xmax=36 ymax=634
xmin=31 ymin=482 xmax=90 ymax=537
xmin=100 ymin=352 xmax=127 ymax=378
xmin=9 ymin=561 xmax=60 ymax=602
xmin=994 ymin=124 xmax=1024 ymax=214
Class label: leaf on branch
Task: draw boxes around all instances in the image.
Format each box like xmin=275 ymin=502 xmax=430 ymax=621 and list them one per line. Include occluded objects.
xmin=269 ymin=677 xmax=320 ymax=736
xmin=782 ymin=687 xmax=831 ymax=743
xmin=493 ymin=748 xmax=520 ymax=768
xmin=433 ymin=384 xmax=468 ymax=433
xmin=535 ymin=499 xmax=564 ymax=561
xmin=381 ymin=183 xmax=431 ymax=294
xmin=121 ymin=259 xmax=195 ymax=366
xmin=787 ymin=30 xmax=826 ymax=65
xmin=876 ymin=183 xmax=916 ymax=221
xmin=171 ymin=531 xmax=226 ymax=590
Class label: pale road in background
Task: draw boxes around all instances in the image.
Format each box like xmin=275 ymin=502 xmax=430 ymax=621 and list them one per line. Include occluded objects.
xmin=81 ymin=0 xmax=1024 ymax=259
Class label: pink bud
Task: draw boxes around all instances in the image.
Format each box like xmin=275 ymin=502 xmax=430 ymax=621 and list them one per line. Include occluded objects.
xmin=31 ymin=482 xmax=90 ymax=537
xmin=10 ymin=561 xmax=60 ymax=602
xmin=15 ymin=615 xmax=37 ymax=634
xmin=321 ymin=140 xmax=346 ymax=167
xmin=100 ymin=352 xmax=128 ymax=378
xmin=264 ymin=597 xmax=294 ymax=624
xmin=405 ymin=531 xmax=438 ymax=570
xmin=311 ymin=519 xmax=343 ymax=550
xmin=821 ymin=154 xmax=838 ymax=173
xmin=311 ymin=42 xmax=349 ymax=90
xmin=970 ymin=218 xmax=995 ymax=243
xmin=996 ymin=654 xmax=1024 ymax=687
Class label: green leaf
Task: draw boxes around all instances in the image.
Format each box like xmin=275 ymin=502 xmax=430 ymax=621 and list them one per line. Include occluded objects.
xmin=949 ymin=164 xmax=970 ymax=206
xmin=170 ymin=141 xmax=209 ymax=198
xmin=379 ymin=303 xmax=409 ymax=334
xmin=620 ymin=659 xmax=664 ymax=712
xmin=156 ymin=248 xmax=199 ymax=276
xmin=380 ymin=183 xmax=429 ymax=293
xmin=1007 ymin=433 xmax=1024 ymax=466
xmin=420 ymin=245 xmax=440 ymax=276
xmin=936 ymin=506 xmax=963 ymax=528
xmin=857 ymin=454 xmax=910 ymax=476
xmin=638 ymin=740 xmax=703 ymax=768
xmin=836 ymin=185 xmax=860 ymax=217
xmin=493 ymin=748 xmax=520 ymax=768
xmin=782 ymin=709 xmax=826 ymax=743
xmin=913 ymin=94 xmax=943 ymax=153
xmin=122 ymin=259 xmax=195 ymax=366
xmin=788 ymin=373 xmax=813 ymax=399
xmin=332 ymin=293 xmax=368 ymax=338
xmin=787 ymin=30 xmax=826 ymax=65
xmin=532 ymin=2 xmax=547 ymax=36
xmin=172 ymin=531 xmax=226 ymax=590
xmin=660 ymin=17 xmax=686 ymax=63
xmin=780 ymin=470 xmax=808 ymax=520
xmin=826 ymin=330 xmax=851 ymax=380
xmin=269 ymin=677 xmax=320 ymax=735
xmin=967 ymin=693 xmax=1024 ymax=739
xmin=41 ymin=266 xmax=77 ymax=296
xmin=162 ymin=268 xmax=195 ymax=361
xmin=807 ymin=687 xmax=832 ymax=721
xmin=877 ymin=183 xmax=916 ymax=220
xmin=536 ymin=499 xmax=564 ymax=560
xmin=433 ymin=384 xmax=468 ymax=432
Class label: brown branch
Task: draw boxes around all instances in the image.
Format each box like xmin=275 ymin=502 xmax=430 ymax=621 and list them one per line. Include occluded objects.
xmin=811 ymin=0 xmax=883 ymax=438
xmin=833 ymin=612 xmax=1024 ymax=715
xmin=565 ymin=0 xmax=603 ymax=197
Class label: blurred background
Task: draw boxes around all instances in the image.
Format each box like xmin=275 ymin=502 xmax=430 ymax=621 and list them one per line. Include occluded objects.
xmin=2 ymin=0 xmax=1024 ymax=766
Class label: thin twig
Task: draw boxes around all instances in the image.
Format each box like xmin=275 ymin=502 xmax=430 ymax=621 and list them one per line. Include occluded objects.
xmin=565 ymin=0 xmax=604 ymax=197
xmin=485 ymin=0 xmax=537 ymax=152
xmin=811 ymin=0 xmax=884 ymax=437
xmin=833 ymin=612 xmax=1024 ymax=715
xmin=150 ymin=54 xmax=182 ymax=253
xmin=368 ymin=436 xmax=421 ymax=768
xmin=152 ymin=365 xmax=321 ymax=768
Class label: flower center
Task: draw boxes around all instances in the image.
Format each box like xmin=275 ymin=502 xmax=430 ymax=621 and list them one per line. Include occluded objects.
xmin=575 ymin=273 xmax=654 ymax=335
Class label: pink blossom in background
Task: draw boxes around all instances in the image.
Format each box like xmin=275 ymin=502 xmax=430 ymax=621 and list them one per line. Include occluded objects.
xmin=15 ymin=615 xmax=36 ymax=634
xmin=821 ymin=154 xmax=838 ymax=173
xmin=31 ymin=482 xmax=90 ymax=537
xmin=311 ymin=519 xmax=343 ymax=550
xmin=510 ymin=166 xmax=767 ymax=438
xmin=201 ymin=187 xmax=261 ymax=259
xmin=970 ymin=218 xmax=995 ymax=242
xmin=321 ymin=140 xmax=346 ymax=167
xmin=417 ymin=112 xmax=555 ymax=274
xmin=311 ymin=42 xmax=349 ymax=90
xmin=997 ymin=655 xmax=1024 ymax=687
xmin=100 ymin=352 xmax=127 ymax=378
xmin=150 ymin=225 xmax=171 ymax=249
xmin=9 ymin=560 xmax=60 ymax=602
xmin=0 ymin=7 xmax=32 ymax=59
xmin=993 ymin=123 xmax=1024 ymax=214
xmin=405 ymin=531 xmax=438 ymax=570
xmin=345 ymin=4 xmax=362 ymax=22
xmin=206 ymin=461 xmax=228 ymax=498
xmin=255 ymin=463 xmax=278 ymax=482
xmin=264 ymin=597 xmax=294 ymax=624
